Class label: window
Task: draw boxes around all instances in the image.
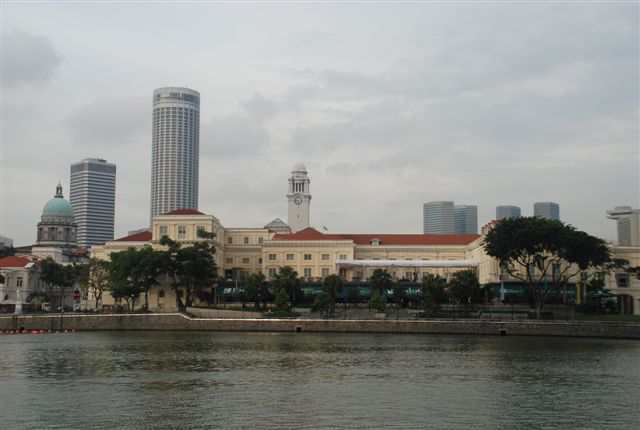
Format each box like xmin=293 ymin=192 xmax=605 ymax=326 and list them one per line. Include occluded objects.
xmin=16 ymin=277 xmax=23 ymax=287
xmin=258 ymin=258 xmax=262 ymax=264
xmin=616 ymin=273 xmax=629 ymax=288
xmin=244 ymin=237 xmax=249 ymax=245
xmin=225 ymin=257 xmax=233 ymax=264
xmin=258 ymin=237 xmax=263 ymax=244
xmin=304 ymin=254 xmax=312 ymax=261
xmin=268 ymin=268 xmax=276 ymax=278
xmin=339 ymin=268 xmax=348 ymax=278
xmin=321 ymin=254 xmax=330 ymax=261
xmin=286 ymin=254 xmax=294 ymax=261
xmin=242 ymin=257 xmax=250 ymax=265
xmin=339 ymin=254 xmax=347 ymax=260
xmin=269 ymin=254 xmax=277 ymax=261
xmin=303 ymin=268 xmax=312 ymax=278
xmin=227 ymin=237 xmax=233 ymax=245
xmin=159 ymin=225 xmax=168 ymax=236
xmin=405 ymin=271 xmax=413 ymax=280
xmin=321 ymin=268 xmax=330 ymax=277
xmin=178 ymin=225 xmax=186 ymax=240
xmin=158 ymin=290 xmax=165 ymax=298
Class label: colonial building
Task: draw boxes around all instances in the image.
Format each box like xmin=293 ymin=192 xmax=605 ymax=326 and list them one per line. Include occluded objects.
xmin=0 ymin=256 xmax=46 ymax=314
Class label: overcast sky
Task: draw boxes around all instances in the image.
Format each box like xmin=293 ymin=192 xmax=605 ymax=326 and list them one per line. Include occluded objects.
xmin=1 ymin=2 xmax=638 ymax=246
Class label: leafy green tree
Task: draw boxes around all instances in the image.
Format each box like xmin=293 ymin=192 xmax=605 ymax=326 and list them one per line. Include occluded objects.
xmin=420 ymin=273 xmax=447 ymax=315
xmin=484 ymin=216 xmax=612 ymax=318
xmin=448 ymin=270 xmax=482 ymax=309
xmin=85 ymin=259 xmax=110 ymax=309
xmin=369 ymin=268 xmax=392 ymax=294
xmin=272 ymin=266 xmax=301 ymax=304
xmin=0 ymin=246 xmax=16 ymax=259
xmin=391 ymin=284 xmax=406 ymax=308
xmin=322 ymin=274 xmax=343 ymax=316
xmin=39 ymin=258 xmax=83 ymax=309
xmin=274 ymin=287 xmax=289 ymax=312
xmin=368 ymin=291 xmax=387 ymax=313
xmin=109 ymin=246 xmax=164 ymax=311
xmin=347 ymin=286 xmax=361 ymax=307
xmin=160 ymin=236 xmax=218 ymax=308
xmin=313 ymin=292 xmax=333 ymax=317
xmin=245 ymin=272 xmax=269 ymax=309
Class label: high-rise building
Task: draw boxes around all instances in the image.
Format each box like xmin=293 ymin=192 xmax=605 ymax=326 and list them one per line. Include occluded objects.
xmin=70 ymin=158 xmax=116 ymax=247
xmin=423 ymin=201 xmax=454 ymax=234
xmin=607 ymin=206 xmax=640 ymax=246
xmin=287 ymin=163 xmax=311 ymax=233
xmin=496 ymin=205 xmax=521 ymax=220
xmin=533 ymin=202 xmax=560 ymax=220
xmin=150 ymin=87 xmax=200 ymax=222
xmin=454 ymin=205 xmax=478 ymax=234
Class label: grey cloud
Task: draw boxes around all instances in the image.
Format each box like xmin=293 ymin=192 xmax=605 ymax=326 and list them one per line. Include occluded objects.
xmin=201 ymin=115 xmax=269 ymax=158
xmin=239 ymin=93 xmax=278 ymax=119
xmin=66 ymin=96 xmax=149 ymax=147
xmin=1 ymin=30 xmax=62 ymax=87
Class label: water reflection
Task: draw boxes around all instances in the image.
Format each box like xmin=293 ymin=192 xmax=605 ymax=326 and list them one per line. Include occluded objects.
xmin=1 ymin=332 xmax=638 ymax=429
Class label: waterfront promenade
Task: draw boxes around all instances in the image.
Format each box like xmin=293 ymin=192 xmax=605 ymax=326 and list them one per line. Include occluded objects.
xmin=1 ymin=313 xmax=639 ymax=339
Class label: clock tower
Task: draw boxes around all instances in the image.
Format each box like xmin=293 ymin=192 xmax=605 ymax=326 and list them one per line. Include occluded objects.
xmin=287 ymin=162 xmax=311 ymax=232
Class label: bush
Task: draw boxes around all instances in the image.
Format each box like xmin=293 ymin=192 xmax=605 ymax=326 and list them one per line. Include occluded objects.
xmin=368 ymin=291 xmax=386 ymax=312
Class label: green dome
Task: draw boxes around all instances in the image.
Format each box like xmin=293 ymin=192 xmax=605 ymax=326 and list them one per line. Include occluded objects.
xmin=42 ymin=197 xmax=74 ymax=217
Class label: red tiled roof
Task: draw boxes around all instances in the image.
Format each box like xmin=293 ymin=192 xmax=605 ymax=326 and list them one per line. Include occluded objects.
xmin=113 ymin=231 xmax=152 ymax=242
xmin=0 ymin=256 xmax=33 ymax=268
xmin=272 ymin=227 xmax=479 ymax=245
xmin=162 ymin=209 xmax=205 ymax=215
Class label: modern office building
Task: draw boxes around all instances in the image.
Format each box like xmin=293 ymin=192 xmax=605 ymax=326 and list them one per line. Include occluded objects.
xmin=287 ymin=162 xmax=311 ymax=233
xmin=533 ymin=202 xmax=560 ymax=220
xmin=150 ymin=87 xmax=200 ymax=223
xmin=423 ymin=201 xmax=454 ymax=234
xmin=607 ymin=206 xmax=640 ymax=246
xmin=70 ymin=158 xmax=116 ymax=247
xmin=496 ymin=205 xmax=521 ymax=220
xmin=454 ymin=205 xmax=478 ymax=234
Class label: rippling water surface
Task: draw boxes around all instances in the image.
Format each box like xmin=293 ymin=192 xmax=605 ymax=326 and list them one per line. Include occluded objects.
xmin=1 ymin=331 xmax=639 ymax=429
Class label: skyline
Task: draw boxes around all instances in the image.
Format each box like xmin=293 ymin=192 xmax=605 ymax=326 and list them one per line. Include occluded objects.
xmin=2 ymin=2 xmax=638 ymax=245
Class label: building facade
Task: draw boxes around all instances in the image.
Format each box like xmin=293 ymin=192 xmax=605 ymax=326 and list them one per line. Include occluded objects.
xmin=496 ymin=205 xmax=521 ymax=220
xmin=533 ymin=202 xmax=560 ymax=220
xmin=70 ymin=158 xmax=116 ymax=247
xmin=423 ymin=201 xmax=455 ymax=234
xmin=150 ymin=87 xmax=200 ymax=222
xmin=287 ymin=163 xmax=311 ymax=232
xmin=454 ymin=205 xmax=478 ymax=234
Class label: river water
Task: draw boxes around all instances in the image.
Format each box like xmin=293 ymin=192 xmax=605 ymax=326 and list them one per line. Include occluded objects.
xmin=1 ymin=331 xmax=638 ymax=429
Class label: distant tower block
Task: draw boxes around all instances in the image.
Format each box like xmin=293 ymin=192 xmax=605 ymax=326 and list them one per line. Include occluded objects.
xmin=534 ymin=202 xmax=560 ymax=220
xmin=496 ymin=205 xmax=521 ymax=220
xmin=287 ymin=163 xmax=311 ymax=233
xmin=150 ymin=87 xmax=200 ymax=224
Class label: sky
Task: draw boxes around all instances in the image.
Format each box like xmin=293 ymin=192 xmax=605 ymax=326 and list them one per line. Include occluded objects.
xmin=1 ymin=1 xmax=638 ymax=246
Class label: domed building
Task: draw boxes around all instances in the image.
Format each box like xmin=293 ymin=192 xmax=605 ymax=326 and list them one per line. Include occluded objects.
xmin=36 ymin=183 xmax=78 ymax=247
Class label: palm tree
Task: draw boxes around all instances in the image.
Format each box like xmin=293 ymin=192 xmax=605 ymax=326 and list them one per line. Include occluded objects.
xmin=272 ymin=266 xmax=301 ymax=305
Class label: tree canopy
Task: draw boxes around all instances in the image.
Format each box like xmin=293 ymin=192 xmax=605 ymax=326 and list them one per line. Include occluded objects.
xmin=272 ymin=266 xmax=301 ymax=304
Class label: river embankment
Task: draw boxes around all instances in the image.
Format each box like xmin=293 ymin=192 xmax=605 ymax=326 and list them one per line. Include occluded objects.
xmin=1 ymin=313 xmax=639 ymax=339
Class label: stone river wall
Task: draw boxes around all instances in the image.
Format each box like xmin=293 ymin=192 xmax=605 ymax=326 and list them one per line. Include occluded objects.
xmin=1 ymin=313 xmax=639 ymax=339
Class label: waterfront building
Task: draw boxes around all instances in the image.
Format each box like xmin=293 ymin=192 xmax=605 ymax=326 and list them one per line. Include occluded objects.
xmin=36 ymin=183 xmax=78 ymax=248
xmin=533 ymin=202 xmax=560 ymax=220
xmin=454 ymin=205 xmax=478 ymax=234
xmin=0 ymin=256 xmax=45 ymax=314
xmin=287 ymin=163 xmax=311 ymax=232
xmin=496 ymin=205 xmax=521 ymax=220
xmin=607 ymin=206 xmax=640 ymax=246
xmin=70 ymin=158 xmax=116 ymax=247
xmin=150 ymin=87 xmax=200 ymax=223
xmin=423 ymin=201 xmax=454 ymax=234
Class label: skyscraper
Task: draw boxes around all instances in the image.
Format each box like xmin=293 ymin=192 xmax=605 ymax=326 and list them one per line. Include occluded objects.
xmin=454 ymin=205 xmax=478 ymax=234
xmin=534 ymin=202 xmax=560 ymax=220
xmin=496 ymin=205 xmax=521 ymax=220
xmin=70 ymin=159 xmax=116 ymax=247
xmin=150 ymin=87 xmax=200 ymax=222
xmin=607 ymin=206 xmax=640 ymax=246
xmin=423 ymin=201 xmax=454 ymax=234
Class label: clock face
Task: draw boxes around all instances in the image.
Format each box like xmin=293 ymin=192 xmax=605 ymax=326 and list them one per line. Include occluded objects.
xmin=294 ymin=196 xmax=303 ymax=206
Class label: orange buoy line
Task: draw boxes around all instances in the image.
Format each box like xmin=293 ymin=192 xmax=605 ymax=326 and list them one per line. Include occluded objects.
xmin=0 ymin=329 xmax=79 ymax=335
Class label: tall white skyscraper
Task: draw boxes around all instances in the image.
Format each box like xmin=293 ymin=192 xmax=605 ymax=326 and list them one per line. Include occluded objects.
xmin=423 ymin=201 xmax=454 ymax=234
xmin=287 ymin=163 xmax=311 ymax=232
xmin=150 ymin=87 xmax=200 ymax=222
xmin=496 ymin=205 xmax=521 ymax=220
xmin=454 ymin=205 xmax=478 ymax=234
xmin=607 ymin=206 xmax=640 ymax=246
xmin=70 ymin=158 xmax=116 ymax=247
xmin=534 ymin=202 xmax=560 ymax=220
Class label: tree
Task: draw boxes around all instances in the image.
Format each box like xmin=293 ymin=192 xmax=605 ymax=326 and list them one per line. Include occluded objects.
xmin=272 ymin=266 xmax=301 ymax=304
xmin=420 ymin=273 xmax=447 ymax=315
xmin=368 ymin=291 xmax=387 ymax=313
xmin=322 ymin=274 xmax=343 ymax=316
xmin=313 ymin=292 xmax=333 ymax=317
xmin=39 ymin=258 xmax=82 ymax=309
xmin=347 ymin=286 xmax=361 ymax=307
xmin=245 ymin=272 xmax=269 ymax=309
xmin=160 ymin=236 xmax=218 ymax=309
xmin=484 ymin=217 xmax=612 ymax=318
xmin=369 ymin=268 xmax=392 ymax=294
xmin=448 ymin=270 xmax=482 ymax=309
xmin=274 ymin=287 xmax=289 ymax=312
xmin=85 ymin=259 xmax=110 ymax=309
xmin=109 ymin=246 xmax=164 ymax=311
xmin=391 ymin=284 xmax=406 ymax=308
xmin=0 ymin=246 xmax=16 ymax=259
